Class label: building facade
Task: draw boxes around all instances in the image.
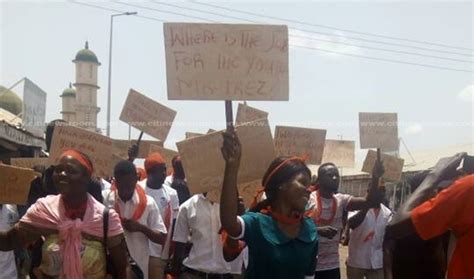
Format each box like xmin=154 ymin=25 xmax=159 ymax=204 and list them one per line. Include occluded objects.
xmin=61 ymin=41 xmax=101 ymax=132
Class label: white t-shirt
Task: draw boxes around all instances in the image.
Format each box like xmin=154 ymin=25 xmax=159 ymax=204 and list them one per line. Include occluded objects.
xmin=101 ymin=178 xmax=111 ymax=191
xmin=104 ymin=190 xmax=167 ymax=278
xmin=347 ymin=204 xmax=392 ymax=270
xmin=139 ymin=180 xmax=180 ymax=259
xmin=164 ymin=175 xmax=173 ymax=187
xmin=173 ymin=194 xmax=245 ymax=274
xmin=0 ymin=204 xmax=19 ymax=279
xmin=308 ymin=192 xmax=352 ymax=271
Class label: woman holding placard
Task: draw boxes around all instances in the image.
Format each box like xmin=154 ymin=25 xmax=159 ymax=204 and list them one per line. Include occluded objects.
xmin=220 ymin=130 xmax=318 ymax=279
xmin=0 ymin=149 xmax=131 ymax=279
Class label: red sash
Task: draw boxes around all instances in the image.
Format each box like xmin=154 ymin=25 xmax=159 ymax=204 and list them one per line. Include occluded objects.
xmin=310 ymin=191 xmax=337 ymax=226
xmin=112 ymin=183 xmax=147 ymax=221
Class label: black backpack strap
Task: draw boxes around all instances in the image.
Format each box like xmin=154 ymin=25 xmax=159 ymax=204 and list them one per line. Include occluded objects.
xmin=103 ymin=206 xmax=109 ymax=255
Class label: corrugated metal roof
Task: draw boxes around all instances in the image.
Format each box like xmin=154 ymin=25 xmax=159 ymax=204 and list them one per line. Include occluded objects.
xmin=309 ymin=142 xmax=474 ymax=178
xmin=401 ymin=142 xmax=474 ymax=172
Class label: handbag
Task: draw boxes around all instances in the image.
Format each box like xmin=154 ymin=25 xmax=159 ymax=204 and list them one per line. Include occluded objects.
xmin=103 ymin=207 xmax=144 ymax=279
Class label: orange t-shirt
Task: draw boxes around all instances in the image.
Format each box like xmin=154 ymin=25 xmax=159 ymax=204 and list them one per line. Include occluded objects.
xmin=411 ymin=174 xmax=474 ymax=279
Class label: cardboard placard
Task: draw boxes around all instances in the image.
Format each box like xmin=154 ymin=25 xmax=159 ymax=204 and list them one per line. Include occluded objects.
xmin=112 ymin=151 xmax=125 ymax=161
xmin=359 ymin=112 xmax=399 ymax=151
xmin=321 ymin=140 xmax=355 ymax=168
xmin=0 ymin=165 xmax=38 ymax=204
xmin=120 ymin=89 xmax=177 ymax=141
xmin=205 ymin=179 xmax=261 ymax=208
xmin=148 ymin=145 xmax=179 ymax=169
xmin=185 ymin=132 xmax=204 ymax=139
xmin=164 ymin=23 xmax=289 ymax=101
xmin=203 ymin=189 xmax=221 ymax=204
xmin=238 ymin=179 xmax=262 ymax=208
xmin=177 ymin=119 xmax=275 ymax=196
xmin=10 ymin=158 xmax=50 ymax=169
xmin=274 ymin=126 xmax=327 ymax=164
xmin=49 ymin=125 xmax=115 ymax=177
xmin=235 ymin=103 xmax=268 ymax=125
xmin=362 ymin=150 xmax=405 ymax=181
xmin=112 ymin=139 xmax=164 ymax=159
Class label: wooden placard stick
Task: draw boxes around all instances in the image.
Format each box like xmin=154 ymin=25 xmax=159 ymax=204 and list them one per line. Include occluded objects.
xmin=128 ymin=131 xmax=144 ymax=163
xmin=225 ymin=100 xmax=234 ymax=133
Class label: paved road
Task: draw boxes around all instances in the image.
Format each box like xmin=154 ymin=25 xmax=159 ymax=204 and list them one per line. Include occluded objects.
xmin=339 ymin=245 xmax=349 ymax=279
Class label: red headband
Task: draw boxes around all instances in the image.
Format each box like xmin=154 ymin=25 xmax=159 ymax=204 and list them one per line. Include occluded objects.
xmin=262 ymin=156 xmax=306 ymax=189
xmin=250 ymin=156 xmax=306 ymax=209
xmin=60 ymin=149 xmax=93 ymax=176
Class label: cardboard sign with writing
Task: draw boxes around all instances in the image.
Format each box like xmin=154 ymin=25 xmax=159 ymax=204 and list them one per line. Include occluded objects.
xmin=49 ymin=125 xmax=115 ymax=177
xmin=359 ymin=112 xmax=399 ymax=151
xmin=112 ymin=139 xmax=164 ymax=159
xmin=235 ymin=103 xmax=268 ymax=125
xmin=177 ymin=118 xmax=275 ymax=196
xmin=120 ymin=89 xmax=177 ymax=142
xmin=362 ymin=150 xmax=405 ymax=181
xmin=185 ymin=132 xmax=204 ymax=139
xmin=205 ymin=179 xmax=261 ymax=208
xmin=322 ymin=140 xmax=355 ymax=168
xmin=10 ymin=158 xmax=50 ymax=169
xmin=164 ymin=23 xmax=289 ymax=101
xmin=0 ymin=165 xmax=38 ymax=204
xmin=238 ymin=179 xmax=262 ymax=208
xmin=274 ymin=126 xmax=327 ymax=165
xmin=148 ymin=145 xmax=179 ymax=169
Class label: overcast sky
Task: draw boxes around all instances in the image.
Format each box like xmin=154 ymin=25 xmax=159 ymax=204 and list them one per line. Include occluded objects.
xmin=1 ymin=0 xmax=473 ymax=164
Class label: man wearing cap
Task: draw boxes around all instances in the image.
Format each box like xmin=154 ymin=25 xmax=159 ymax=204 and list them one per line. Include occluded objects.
xmin=140 ymin=152 xmax=180 ymax=279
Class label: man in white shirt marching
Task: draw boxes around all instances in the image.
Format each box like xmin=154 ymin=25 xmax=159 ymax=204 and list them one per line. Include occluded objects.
xmin=308 ymin=163 xmax=383 ymax=279
xmin=0 ymin=204 xmax=19 ymax=279
xmin=171 ymin=194 xmax=245 ymax=279
xmin=140 ymin=153 xmax=180 ymax=278
xmin=346 ymin=190 xmax=392 ymax=279
xmin=104 ymin=160 xmax=168 ymax=279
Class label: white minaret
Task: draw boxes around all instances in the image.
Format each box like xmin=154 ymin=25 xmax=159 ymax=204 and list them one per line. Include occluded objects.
xmin=60 ymin=83 xmax=76 ymax=123
xmin=72 ymin=41 xmax=101 ymax=132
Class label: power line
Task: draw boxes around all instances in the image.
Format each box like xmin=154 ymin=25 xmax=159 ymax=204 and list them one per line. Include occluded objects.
xmin=118 ymin=1 xmax=474 ymax=73
xmin=289 ymin=34 xmax=472 ymax=64
xmin=71 ymin=1 xmax=473 ymax=73
xmin=153 ymin=1 xmax=262 ymax=24
xmin=186 ymin=1 xmax=473 ymax=58
xmin=190 ymin=0 xmax=474 ymax=52
xmin=70 ymin=1 xmax=165 ymax=23
xmin=115 ymin=1 xmax=217 ymax=23
xmin=70 ymin=1 xmax=125 ymax=13
xmin=292 ymin=44 xmax=473 ymax=73
xmin=401 ymin=137 xmax=417 ymax=166
xmin=149 ymin=1 xmax=472 ymax=64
